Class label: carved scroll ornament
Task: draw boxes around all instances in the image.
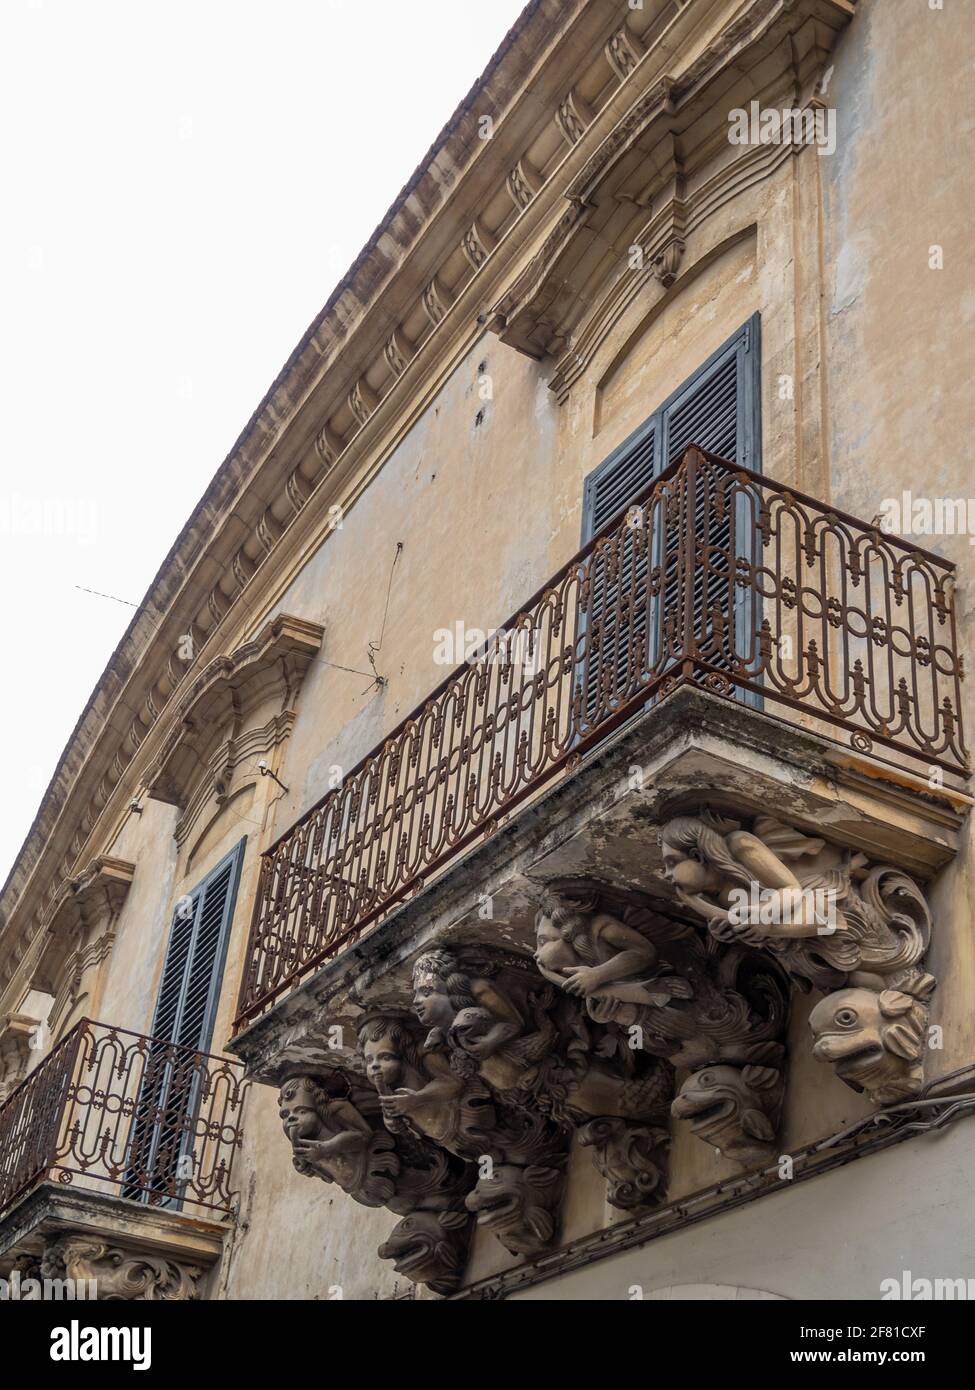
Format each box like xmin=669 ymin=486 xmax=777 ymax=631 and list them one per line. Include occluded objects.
xmin=658 ymin=812 xmax=936 ymax=1104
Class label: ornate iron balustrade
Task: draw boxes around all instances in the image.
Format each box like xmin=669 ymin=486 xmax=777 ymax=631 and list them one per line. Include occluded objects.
xmin=0 ymin=1019 xmax=246 ymax=1220
xmin=235 ymin=446 xmax=967 ymax=1026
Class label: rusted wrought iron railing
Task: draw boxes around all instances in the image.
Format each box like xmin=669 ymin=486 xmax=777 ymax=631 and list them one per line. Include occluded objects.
xmin=0 ymin=1019 xmax=246 ymax=1220
xmin=235 ymin=446 xmax=967 ymax=1026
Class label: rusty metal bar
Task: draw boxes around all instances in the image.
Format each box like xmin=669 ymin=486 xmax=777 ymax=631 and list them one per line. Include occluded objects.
xmin=0 ymin=1019 xmax=247 ymax=1220
xmin=234 ymin=446 xmax=968 ymax=1027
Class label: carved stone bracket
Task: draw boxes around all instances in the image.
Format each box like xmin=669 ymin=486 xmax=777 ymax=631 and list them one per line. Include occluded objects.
xmin=658 ymin=811 xmax=937 ymax=1105
xmin=533 ymin=884 xmax=789 ymax=1168
xmin=278 ymin=1068 xmax=476 ymax=1296
xmin=0 ymin=1013 xmax=40 ymax=1103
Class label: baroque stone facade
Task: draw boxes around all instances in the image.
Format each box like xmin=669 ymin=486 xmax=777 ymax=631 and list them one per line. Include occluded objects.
xmin=1 ymin=0 xmax=973 ymax=1305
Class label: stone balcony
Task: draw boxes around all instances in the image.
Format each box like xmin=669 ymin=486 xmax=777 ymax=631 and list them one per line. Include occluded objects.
xmin=227 ymin=446 xmax=970 ymax=1297
xmin=0 ymin=1018 xmax=246 ymax=1300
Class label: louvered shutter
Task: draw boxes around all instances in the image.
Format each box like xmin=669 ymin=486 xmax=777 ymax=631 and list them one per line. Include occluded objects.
xmin=581 ymin=315 xmax=760 ymax=717
xmin=659 ymin=321 xmax=758 ymax=686
xmin=123 ymin=840 xmax=244 ymax=1205
xmin=579 ymin=419 xmax=658 ymax=728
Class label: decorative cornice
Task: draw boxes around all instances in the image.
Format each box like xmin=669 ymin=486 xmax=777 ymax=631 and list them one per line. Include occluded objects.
xmin=491 ymin=7 xmax=846 ymax=372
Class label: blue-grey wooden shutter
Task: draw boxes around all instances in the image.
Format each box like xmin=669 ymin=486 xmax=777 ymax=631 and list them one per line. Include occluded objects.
xmin=659 ymin=316 xmax=760 ymax=687
xmin=123 ymin=839 xmax=244 ymax=1204
xmin=579 ymin=418 xmax=658 ymax=728
xmin=581 ymin=315 xmax=760 ymax=710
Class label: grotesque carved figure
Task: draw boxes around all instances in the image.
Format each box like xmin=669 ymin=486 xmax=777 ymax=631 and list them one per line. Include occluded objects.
xmin=278 ymin=1070 xmax=476 ymax=1295
xmin=577 ymin=1117 xmax=669 ymax=1210
xmin=671 ymin=1057 xmax=785 ymax=1165
xmin=658 ymin=811 xmax=936 ymax=1105
xmin=808 ymin=987 xmax=928 ymax=1103
xmin=377 ymin=1210 xmax=471 ymax=1297
xmin=464 ymin=1161 xmax=567 ymax=1257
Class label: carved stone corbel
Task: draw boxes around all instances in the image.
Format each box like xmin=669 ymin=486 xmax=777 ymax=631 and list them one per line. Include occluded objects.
xmin=577 ymin=1117 xmax=669 ymax=1210
xmin=533 ymin=885 xmax=789 ymax=1167
xmin=278 ymin=1070 xmax=476 ymax=1295
xmin=658 ymin=811 xmax=937 ymax=1106
xmin=672 ymin=1053 xmax=785 ymax=1165
xmin=0 ymin=1013 xmax=40 ymax=1103
xmin=407 ymin=942 xmax=675 ymax=1220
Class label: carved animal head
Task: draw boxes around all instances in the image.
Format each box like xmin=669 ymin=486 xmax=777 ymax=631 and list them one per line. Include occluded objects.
xmin=448 ymin=1006 xmax=496 ymax=1052
xmin=464 ymin=1163 xmax=564 ymax=1256
xmin=377 ymin=1210 xmax=470 ymax=1295
xmin=808 ymin=987 xmax=927 ymax=1101
xmin=671 ymin=1064 xmax=781 ymax=1163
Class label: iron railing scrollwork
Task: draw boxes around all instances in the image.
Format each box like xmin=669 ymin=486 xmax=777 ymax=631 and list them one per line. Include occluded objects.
xmin=235 ymin=446 xmax=967 ymax=1026
xmin=0 ymin=1019 xmax=246 ymax=1220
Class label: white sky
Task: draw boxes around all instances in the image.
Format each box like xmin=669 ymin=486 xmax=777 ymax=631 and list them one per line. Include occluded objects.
xmin=0 ymin=0 xmax=527 ymax=889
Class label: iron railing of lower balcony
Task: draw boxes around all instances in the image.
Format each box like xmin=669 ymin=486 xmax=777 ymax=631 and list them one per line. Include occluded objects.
xmin=235 ymin=445 xmax=968 ymax=1026
xmin=0 ymin=1019 xmax=246 ymax=1220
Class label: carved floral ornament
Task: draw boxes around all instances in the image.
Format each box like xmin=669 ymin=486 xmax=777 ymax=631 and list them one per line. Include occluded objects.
xmin=274 ymin=811 xmax=936 ymax=1294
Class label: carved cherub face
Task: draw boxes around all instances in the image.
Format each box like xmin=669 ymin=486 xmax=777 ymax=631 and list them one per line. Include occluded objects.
xmin=278 ymin=1079 xmax=322 ymax=1144
xmin=412 ymin=968 xmax=453 ymax=1027
xmin=362 ymin=1036 xmax=402 ymax=1091
xmin=533 ymin=914 xmax=570 ymax=966
xmin=660 ymin=839 xmax=721 ymax=894
xmin=535 ymin=915 xmax=560 ymax=950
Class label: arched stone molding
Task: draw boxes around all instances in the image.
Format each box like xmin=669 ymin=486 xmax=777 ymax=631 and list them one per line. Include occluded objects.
xmin=145 ymin=613 xmax=323 ymax=849
xmin=31 ymin=856 xmax=135 ymax=1040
